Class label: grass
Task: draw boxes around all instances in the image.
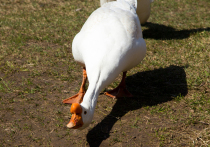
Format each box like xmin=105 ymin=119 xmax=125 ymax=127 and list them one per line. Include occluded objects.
xmin=0 ymin=0 xmax=210 ymax=146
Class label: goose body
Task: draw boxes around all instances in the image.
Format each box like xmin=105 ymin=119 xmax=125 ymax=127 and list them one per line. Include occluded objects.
xmin=100 ymin=0 xmax=153 ymax=24
xmin=64 ymin=0 xmax=146 ymax=129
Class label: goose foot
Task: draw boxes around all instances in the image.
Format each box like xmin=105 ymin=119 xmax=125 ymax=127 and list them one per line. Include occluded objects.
xmin=62 ymin=67 xmax=87 ymax=104
xmin=104 ymin=71 xmax=133 ymax=99
xmin=104 ymin=87 xmax=133 ymax=99
xmin=63 ymin=92 xmax=85 ymax=104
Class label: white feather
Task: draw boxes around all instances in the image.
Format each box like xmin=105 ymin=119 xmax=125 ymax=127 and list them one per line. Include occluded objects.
xmin=72 ymin=0 xmax=146 ymax=129
xmin=100 ymin=0 xmax=153 ymax=24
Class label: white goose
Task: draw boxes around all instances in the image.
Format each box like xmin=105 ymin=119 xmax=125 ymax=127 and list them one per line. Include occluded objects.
xmin=63 ymin=0 xmax=146 ymax=129
xmin=100 ymin=0 xmax=154 ymax=24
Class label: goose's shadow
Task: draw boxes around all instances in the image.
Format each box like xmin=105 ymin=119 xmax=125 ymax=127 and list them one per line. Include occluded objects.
xmin=142 ymin=22 xmax=210 ymax=40
xmin=86 ymin=65 xmax=188 ymax=146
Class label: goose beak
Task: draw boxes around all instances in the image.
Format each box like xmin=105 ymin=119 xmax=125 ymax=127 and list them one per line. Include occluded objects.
xmin=67 ymin=103 xmax=83 ymax=129
xmin=67 ymin=113 xmax=83 ymax=129
xmin=67 ymin=122 xmax=75 ymax=128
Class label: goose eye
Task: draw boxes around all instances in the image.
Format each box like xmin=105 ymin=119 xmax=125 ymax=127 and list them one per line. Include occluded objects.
xmin=84 ymin=111 xmax=87 ymax=115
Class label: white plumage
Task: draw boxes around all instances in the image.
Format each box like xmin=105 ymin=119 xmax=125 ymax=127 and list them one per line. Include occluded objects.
xmin=65 ymin=0 xmax=146 ymax=129
xmin=100 ymin=0 xmax=153 ymax=24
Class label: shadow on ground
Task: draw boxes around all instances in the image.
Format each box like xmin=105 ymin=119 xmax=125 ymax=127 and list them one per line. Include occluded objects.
xmin=86 ymin=65 xmax=188 ymax=146
xmin=143 ymin=22 xmax=210 ymax=40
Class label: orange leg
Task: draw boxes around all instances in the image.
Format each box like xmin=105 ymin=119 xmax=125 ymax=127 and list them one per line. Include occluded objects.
xmin=104 ymin=71 xmax=133 ymax=99
xmin=63 ymin=67 xmax=87 ymax=104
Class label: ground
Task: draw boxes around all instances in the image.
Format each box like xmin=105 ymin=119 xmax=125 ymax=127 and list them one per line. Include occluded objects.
xmin=0 ymin=0 xmax=210 ymax=146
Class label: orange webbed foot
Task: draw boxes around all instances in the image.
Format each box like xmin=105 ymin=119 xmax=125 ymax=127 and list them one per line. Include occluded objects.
xmin=104 ymin=87 xmax=133 ymax=99
xmin=62 ymin=67 xmax=87 ymax=104
xmin=104 ymin=71 xmax=133 ymax=99
xmin=62 ymin=92 xmax=85 ymax=104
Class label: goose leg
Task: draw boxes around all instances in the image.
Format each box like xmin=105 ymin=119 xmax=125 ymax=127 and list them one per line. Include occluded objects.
xmin=63 ymin=67 xmax=87 ymax=104
xmin=104 ymin=71 xmax=133 ymax=99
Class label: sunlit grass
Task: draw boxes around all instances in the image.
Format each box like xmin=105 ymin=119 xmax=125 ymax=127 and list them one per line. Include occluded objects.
xmin=0 ymin=0 xmax=210 ymax=146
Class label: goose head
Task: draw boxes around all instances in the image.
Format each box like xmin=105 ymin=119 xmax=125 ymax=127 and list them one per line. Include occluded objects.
xmin=67 ymin=103 xmax=94 ymax=130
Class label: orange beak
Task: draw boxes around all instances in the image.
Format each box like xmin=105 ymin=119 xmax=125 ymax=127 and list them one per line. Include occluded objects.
xmin=67 ymin=103 xmax=83 ymax=129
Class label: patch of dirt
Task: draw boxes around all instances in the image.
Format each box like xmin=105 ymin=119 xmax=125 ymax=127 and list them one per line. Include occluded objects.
xmin=0 ymin=60 xmax=209 ymax=146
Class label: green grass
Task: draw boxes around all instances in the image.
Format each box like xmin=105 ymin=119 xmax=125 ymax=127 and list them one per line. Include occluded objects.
xmin=0 ymin=0 xmax=210 ymax=146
